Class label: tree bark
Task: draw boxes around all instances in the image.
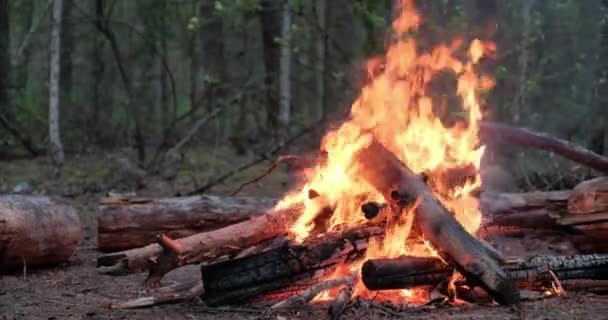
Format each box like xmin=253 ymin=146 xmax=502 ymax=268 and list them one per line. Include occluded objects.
xmin=97 ymin=195 xmax=277 ymax=252
xmin=362 ymin=254 xmax=608 ymax=291
xmin=479 ymin=121 xmax=608 ymax=173
xmin=49 ymin=0 xmax=65 ymax=177
xmin=0 ymin=195 xmax=81 ymax=271
xmin=353 ymin=136 xmax=519 ymax=305
xmin=201 ymin=227 xmax=380 ymax=306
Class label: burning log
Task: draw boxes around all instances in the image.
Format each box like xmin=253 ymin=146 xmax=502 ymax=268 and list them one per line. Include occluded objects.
xmin=270 ymin=275 xmax=355 ymax=309
xmin=0 ymin=195 xmax=81 ymax=271
xmin=200 ymin=226 xmax=382 ymax=306
xmin=97 ymin=195 xmax=276 ymax=251
xmin=353 ymin=137 xmax=520 ymax=305
xmin=479 ymin=121 xmax=608 ymax=173
xmin=362 ymin=254 xmax=608 ymax=291
xmin=97 ymin=205 xmax=300 ymax=280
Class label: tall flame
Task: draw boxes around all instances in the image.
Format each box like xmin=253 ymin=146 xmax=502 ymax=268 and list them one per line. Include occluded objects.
xmin=276 ymin=0 xmax=494 ymax=302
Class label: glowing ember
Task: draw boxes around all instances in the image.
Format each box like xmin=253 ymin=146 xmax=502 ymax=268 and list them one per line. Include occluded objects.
xmin=276 ymin=0 xmax=495 ymax=303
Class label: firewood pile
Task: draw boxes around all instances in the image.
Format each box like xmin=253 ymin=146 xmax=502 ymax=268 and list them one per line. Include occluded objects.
xmin=91 ymin=172 xmax=608 ymax=310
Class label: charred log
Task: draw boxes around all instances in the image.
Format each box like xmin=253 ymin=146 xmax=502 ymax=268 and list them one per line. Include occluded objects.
xmin=200 ymin=226 xmax=382 ymax=306
xmin=362 ymin=254 xmax=608 ymax=291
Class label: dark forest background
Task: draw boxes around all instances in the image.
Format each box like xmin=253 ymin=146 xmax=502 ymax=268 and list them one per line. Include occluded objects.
xmin=0 ymin=0 xmax=606 ymax=194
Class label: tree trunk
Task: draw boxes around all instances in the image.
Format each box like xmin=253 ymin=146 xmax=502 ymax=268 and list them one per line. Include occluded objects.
xmin=0 ymin=0 xmax=10 ymax=125
xmin=362 ymin=254 xmax=608 ymax=291
xmin=201 ymin=226 xmax=380 ymax=306
xmin=0 ymin=195 xmax=81 ymax=271
xmin=278 ymin=0 xmax=291 ymax=137
xmin=61 ymin=0 xmax=73 ymax=110
xmin=354 ymin=136 xmax=519 ymax=305
xmin=49 ymin=0 xmax=65 ymax=177
xmin=511 ymin=0 xmax=533 ymax=123
xmin=313 ymin=0 xmax=327 ymax=121
xmin=95 ymin=0 xmax=146 ymax=163
xmin=97 ymin=196 xmax=277 ymax=252
xmin=260 ymin=0 xmax=282 ymax=134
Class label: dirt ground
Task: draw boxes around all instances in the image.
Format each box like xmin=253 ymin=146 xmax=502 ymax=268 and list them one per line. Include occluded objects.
xmin=1 ymin=150 xmax=607 ymax=320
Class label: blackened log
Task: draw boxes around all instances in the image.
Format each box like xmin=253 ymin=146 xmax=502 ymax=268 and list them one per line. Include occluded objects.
xmin=353 ymin=136 xmax=519 ymax=305
xmin=362 ymin=254 xmax=608 ymax=290
xmin=200 ymin=226 xmax=382 ymax=306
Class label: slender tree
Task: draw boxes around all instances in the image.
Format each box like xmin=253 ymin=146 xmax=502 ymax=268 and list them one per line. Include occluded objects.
xmin=49 ymin=0 xmax=65 ymax=176
xmin=313 ymin=0 xmax=327 ymax=121
xmin=0 ymin=0 xmax=9 ymax=116
xmin=278 ymin=0 xmax=292 ymax=136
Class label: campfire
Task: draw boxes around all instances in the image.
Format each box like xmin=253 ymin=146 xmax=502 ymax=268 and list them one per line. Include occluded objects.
xmin=91 ymin=0 xmax=608 ymax=312
xmin=271 ymin=0 xmax=495 ymax=304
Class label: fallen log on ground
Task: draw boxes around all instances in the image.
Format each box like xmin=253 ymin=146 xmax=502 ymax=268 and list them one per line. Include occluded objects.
xmin=479 ymin=121 xmax=608 ymax=173
xmin=97 ymin=205 xmax=302 ymax=283
xmin=362 ymin=254 xmax=608 ymax=291
xmin=353 ymin=136 xmax=519 ymax=305
xmin=0 ymin=195 xmax=81 ymax=271
xmin=200 ymin=226 xmax=381 ymax=306
xmin=97 ymin=195 xmax=276 ymax=251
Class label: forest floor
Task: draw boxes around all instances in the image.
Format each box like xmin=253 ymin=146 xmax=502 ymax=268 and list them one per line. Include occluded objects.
xmin=1 ymin=147 xmax=607 ymax=320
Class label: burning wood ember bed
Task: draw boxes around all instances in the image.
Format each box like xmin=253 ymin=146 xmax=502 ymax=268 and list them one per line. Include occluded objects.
xmin=99 ymin=0 xmax=608 ymax=312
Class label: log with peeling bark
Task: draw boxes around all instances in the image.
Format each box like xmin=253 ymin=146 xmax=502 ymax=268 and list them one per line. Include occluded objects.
xmin=353 ymin=136 xmax=520 ymax=305
xmin=97 ymin=195 xmax=276 ymax=251
xmin=0 ymin=195 xmax=81 ymax=271
xmin=200 ymin=226 xmax=382 ymax=306
xmin=479 ymin=121 xmax=608 ymax=173
xmin=362 ymin=254 xmax=608 ymax=291
xmin=97 ymin=205 xmax=301 ymax=282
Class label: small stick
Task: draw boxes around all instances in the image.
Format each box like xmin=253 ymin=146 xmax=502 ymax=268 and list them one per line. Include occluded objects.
xmin=548 ymin=270 xmax=567 ymax=297
xmin=270 ymin=275 xmax=356 ymax=309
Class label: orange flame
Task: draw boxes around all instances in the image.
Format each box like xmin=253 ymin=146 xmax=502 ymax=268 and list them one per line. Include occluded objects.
xmin=277 ymin=0 xmax=494 ymax=303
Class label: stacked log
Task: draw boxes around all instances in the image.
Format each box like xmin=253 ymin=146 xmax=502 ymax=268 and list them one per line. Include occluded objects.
xmin=1 ymin=195 xmax=81 ymax=271
xmin=565 ymin=177 xmax=608 ymax=253
xmin=97 ymin=195 xmax=276 ymax=251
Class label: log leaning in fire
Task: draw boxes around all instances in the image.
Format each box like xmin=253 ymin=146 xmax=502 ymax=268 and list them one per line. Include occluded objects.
xmin=479 ymin=121 xmax=608 ymax=173
xmin=97 ymin=195 xmax=276 ymax=251
xmin=200 ymin=226 xmax=382 ymax=306
xmin=353 ymin=136 xmax=520 ymax=305
xmin=0 ymin=195 xmax=81 ymax=271
xmin=362 ymin=254 xmax=608 ymax=291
